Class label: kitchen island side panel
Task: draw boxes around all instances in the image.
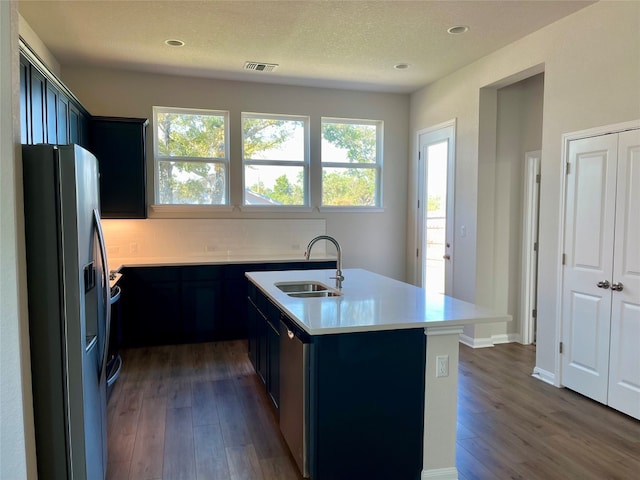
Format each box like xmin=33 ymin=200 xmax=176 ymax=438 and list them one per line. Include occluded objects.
xmin=310 ymin=328 xmax=426 ymax=480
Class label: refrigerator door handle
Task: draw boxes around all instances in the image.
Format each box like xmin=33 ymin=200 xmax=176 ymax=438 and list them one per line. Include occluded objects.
xmin=94 ymin=209 xmax=111 ymax=379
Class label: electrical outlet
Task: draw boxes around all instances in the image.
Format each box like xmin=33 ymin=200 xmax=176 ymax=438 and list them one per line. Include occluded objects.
xmin=436 ymin=355 xmax=449 ymax=378
xmin=129 ymin=242 xmax=138 ymax=254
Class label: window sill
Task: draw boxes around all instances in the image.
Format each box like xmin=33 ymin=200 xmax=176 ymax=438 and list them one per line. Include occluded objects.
xmin=240 ymin=205 xmax=314 ymax=213
xmin=318 ymin=206 xmax=385 ymax=213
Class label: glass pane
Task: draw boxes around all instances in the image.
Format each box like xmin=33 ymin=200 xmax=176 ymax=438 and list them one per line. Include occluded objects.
xmin=243 ymin=117 xmax=304 ymax=161
xmin=244 ymin=165 xmax=304 ymax=205
xmin=425 ymin=141 xmax=448 ymax=294
xmin=322 ymin=122 xmax=377 ymax=164
xmin=158 ymin=160 xmax=226 ymax=204
xmin=156 ymin=112 xmax=226 ymax=158
xmin=322 ymin=167 xmax=376 ymax=206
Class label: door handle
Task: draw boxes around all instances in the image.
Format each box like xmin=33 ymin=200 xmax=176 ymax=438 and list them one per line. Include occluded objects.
xmin=611 ymin=282 xmax=624 ymax=292
xmin=443 ymin=254 xmax=451 ymax=260
xmin=596 ymin=280 xmax=610 ymax=289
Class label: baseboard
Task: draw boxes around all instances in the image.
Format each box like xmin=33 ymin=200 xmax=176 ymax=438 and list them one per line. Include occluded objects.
xmin=421 ymin=467 xmax=459 ymax=479
xmin=532 ymin=366 xmax=556 ymax=385
xmin=459 ymin=333 xmax=519 ymax=349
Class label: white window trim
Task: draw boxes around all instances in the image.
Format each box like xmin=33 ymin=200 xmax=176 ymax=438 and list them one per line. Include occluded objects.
xmin=152 ymin=106 xmax=230 ymax=206
xmin=321 ymin=117 xmax=383 ymax=208
xmin=241 ymin=112 xmax=310 ymax=208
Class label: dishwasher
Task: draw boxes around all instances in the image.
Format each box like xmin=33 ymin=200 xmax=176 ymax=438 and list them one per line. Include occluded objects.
xmin=279 ymin=313 xmax=310 ymax=478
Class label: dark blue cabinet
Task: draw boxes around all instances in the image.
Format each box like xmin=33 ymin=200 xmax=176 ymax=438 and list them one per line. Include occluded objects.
xmin=89 ymin=117 xmax=148 ymax=219
xmin=19 ymin=50 xmax=90 ymax=149
xmin=247 ymin=282 xmax=281 ymax=411
xmin=29 ymin=67 xmax=46 ymax=144
xmin=19 ymin=55 xmax=30 ymax=144
xmin=120 ymin=261 xmax=335 ymax=348
xmin=246 ymin=277 xmax=427 ymax=480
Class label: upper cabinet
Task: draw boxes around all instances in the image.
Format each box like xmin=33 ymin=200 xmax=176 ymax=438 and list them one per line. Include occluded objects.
xmin=19 ymin=49 xmax=90 ymax=148
xmin=89 ymin=117 xmax=148 ymax=219
xmin=19 ymin=43 xmax=146 ymax=219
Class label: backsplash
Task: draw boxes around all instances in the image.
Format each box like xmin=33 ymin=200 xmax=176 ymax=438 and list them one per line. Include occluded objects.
xmin=102 ymin=218 xmax=326 ymax=261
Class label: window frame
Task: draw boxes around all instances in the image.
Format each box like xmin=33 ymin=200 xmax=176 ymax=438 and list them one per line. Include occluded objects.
xmin=241 ymin=112 xmax=310 ymax=210
xmin=320 ymin=117 xmax=383 ymax=210
xmin=152 ymin=105 xmax=231 ymax=207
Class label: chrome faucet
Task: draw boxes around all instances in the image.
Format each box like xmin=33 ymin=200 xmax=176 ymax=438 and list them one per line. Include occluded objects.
xmin=304 ymin=235 xmax=344 ymax=289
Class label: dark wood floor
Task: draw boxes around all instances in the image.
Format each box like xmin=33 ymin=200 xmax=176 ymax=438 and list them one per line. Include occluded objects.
xmin=106 ymin=341 xmax=639 ymax=480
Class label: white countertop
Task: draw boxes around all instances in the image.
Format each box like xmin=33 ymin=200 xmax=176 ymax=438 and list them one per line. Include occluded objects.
xmin=246 ymin=268 xmax=511 ymax=335
xmin=108 ymin=254 xmax=336 ymax=272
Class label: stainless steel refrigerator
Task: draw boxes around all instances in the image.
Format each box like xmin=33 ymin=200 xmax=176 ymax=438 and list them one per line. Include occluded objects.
xmin=22 ymin=144 xmax=110 ymax=480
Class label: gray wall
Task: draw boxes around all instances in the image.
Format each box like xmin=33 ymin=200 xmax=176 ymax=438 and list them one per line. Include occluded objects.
xmin=62 ymin=67 xmax=411 ymax=280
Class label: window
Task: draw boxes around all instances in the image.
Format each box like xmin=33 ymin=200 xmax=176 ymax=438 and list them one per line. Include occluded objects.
xmin=242 ymin=113 xmax=309 ymax=206
xmin=154 ymin=106 xmax=229 ymax=205
xmin=321 ymin=118 xmax=382 ymax=207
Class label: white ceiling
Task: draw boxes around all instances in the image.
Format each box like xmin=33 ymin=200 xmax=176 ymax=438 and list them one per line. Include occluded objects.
xmin=18 ymin=0 xmax=594 ymax=94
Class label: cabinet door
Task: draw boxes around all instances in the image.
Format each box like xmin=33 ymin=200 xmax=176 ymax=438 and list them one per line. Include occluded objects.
xmin=120 ymin=267 xmax=181 ymax=347
xmin=69 ymin=102 xmax=80 ymax=145
xmin=182 ymin=280 xmax=222 ymax=342
xmin=90 ymin=117 xmax=148 ymax=218
xmin=46 ymin=83 xmax=58 ymax=143
xmin=57 ymin=94 xmax=69 ymax=144
xmin=19 ymin=55 xmax=30 ymax=144
xmin=247 ymin=296 xmax=259 ymax=370
xmin=29 ymin=67 xmax=47 ymax=144
xmin=256 ymin=307 xmax=268 ymax=385
xmin=266 ymin=315 xmax=280 ymax=410
xmin=608 ymin=129 xmax=640 ymax=419
xmin=562 ymin=134 xmax=618 ymax=404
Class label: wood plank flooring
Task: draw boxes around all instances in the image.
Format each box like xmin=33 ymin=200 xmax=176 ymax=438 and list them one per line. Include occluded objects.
xmin=106 ymin=340 xmax=639 ymax=480
xmin=456 ymin=343 xmax=640 ymax=480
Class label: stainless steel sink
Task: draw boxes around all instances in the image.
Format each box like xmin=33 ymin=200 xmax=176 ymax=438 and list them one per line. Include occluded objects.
xmin=274 ymin=281 xmax=342 ymax=298
xmin=275 ymin=281 xmax=331 ymax=293
xmin=288 ymin=291 xmax=342 ymax=298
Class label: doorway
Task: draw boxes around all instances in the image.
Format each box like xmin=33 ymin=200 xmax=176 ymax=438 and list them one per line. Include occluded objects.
xmin=520 ymin=151 xmax=541 ymax=344
xmin=417 ymin=121 xmax=455 ymax=294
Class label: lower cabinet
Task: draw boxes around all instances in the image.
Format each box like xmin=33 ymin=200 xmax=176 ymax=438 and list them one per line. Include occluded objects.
xmin=120 ymin=261 xmax=335 ymax=348
xmin=247 ymin=282 xmax=280 ymax=411
xmin=247 ymin=281 xmax=428 ymax=480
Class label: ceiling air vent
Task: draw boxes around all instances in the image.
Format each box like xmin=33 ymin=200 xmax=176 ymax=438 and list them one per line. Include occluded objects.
xmin=244 ymin=61 xmax=279 ymax=72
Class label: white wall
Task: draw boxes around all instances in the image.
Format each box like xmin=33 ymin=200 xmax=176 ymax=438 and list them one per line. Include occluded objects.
xmin=408 ymin=1 xmax=640 ymax=378
xmin=0 ymin=2 xmax=37 ymax=479
xmin=472 ymin=74 xmax=544 ymax=345
xmin=61 ymin=67 xmax=410 ymax=280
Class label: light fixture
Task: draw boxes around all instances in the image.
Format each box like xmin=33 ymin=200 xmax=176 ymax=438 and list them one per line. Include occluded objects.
xmin=164 ymin=39 xmax=185 ymax=47
xmin=394 ymin=63 xmax=410 ymax=70
xmin=447 ymin=25 xmax=469 ymax=35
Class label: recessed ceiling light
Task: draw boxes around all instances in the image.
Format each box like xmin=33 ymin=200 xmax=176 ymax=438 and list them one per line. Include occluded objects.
xmin=165 ymin=39 xmax=185 ymax=47
xmin=447 ymin=25 xmax=469 ymax=35
xmin=394 ymin=63 xmax=410 ymax=70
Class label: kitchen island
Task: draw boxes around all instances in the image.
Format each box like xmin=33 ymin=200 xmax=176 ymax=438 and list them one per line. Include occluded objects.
xmin=246 ymin=268 xmax=510 ymax=480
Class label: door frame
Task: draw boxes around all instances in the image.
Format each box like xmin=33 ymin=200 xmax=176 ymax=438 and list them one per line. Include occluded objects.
xmin=521 ymin=151 xmax=541 ymax=345
xmin=415 ymin=119 xmax=456 ymax=292
xmin=556 ymin=119 xmax=640 ymax=386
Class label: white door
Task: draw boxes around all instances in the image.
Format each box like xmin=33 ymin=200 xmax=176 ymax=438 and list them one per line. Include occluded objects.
xmin=561 ymin=134 xmax=618 ymax=404
xmin=417 ymin=122 xmax=455 ymax=294
xmin=608 ymin=129 xmax=640 ymax=418
xmin=521 ymin=151 xmax=541 ymax=345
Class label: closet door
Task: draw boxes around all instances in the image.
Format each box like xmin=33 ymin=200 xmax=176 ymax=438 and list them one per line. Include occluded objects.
xmin=561 ymin=134 xmax=618 ymax=404
xmin=608 ymin=129 xmax=640 ymax=419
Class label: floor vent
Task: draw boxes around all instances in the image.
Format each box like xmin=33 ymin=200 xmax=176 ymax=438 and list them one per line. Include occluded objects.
xmin=244 ymin=61 xmax=279 ymax=72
